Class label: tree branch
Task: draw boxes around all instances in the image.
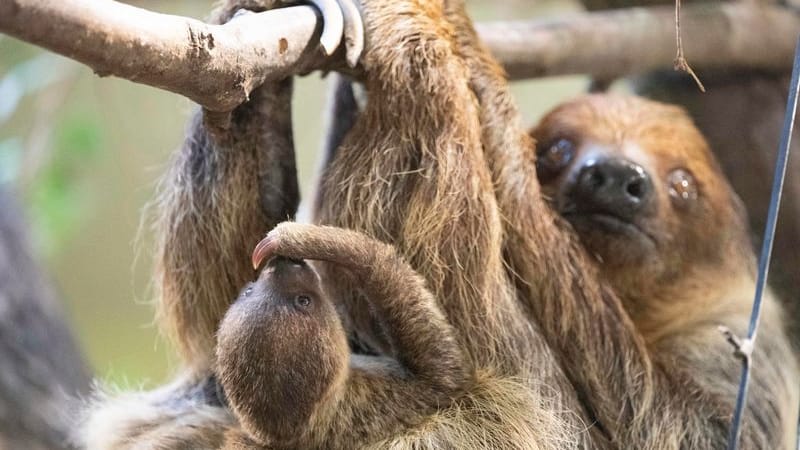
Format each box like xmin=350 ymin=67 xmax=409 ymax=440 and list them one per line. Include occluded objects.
xmin=0 ymin=0 xmax=324 ymax=112
xmin=479 ymin=3 xmax=800 ymax=80
xmin=1 ymin=0 xmax=798 ymax=111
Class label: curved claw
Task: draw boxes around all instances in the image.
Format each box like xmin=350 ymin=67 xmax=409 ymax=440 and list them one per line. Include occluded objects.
xmin=252 ymin=235 xmax=278 ymax=270
xmin=305 ymin=0 xmax=345 ymax=57
xmin=339 ymin=0 xmax=364 ymax=67
xmin=282 ymin=0 xmax=363 ymax=65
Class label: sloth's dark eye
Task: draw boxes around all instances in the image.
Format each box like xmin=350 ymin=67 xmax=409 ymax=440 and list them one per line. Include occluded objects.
xmin=667 ymin=168 xmax=698 ymax=208
xmin=536 ymin=138 xmax=575 ymax=182
xmin=294 ymin=295 xmax=312 ymax=309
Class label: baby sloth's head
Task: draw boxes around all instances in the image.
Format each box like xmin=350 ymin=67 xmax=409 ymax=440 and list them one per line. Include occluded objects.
xmin=216 ymin=256 xmax=348 ymax=447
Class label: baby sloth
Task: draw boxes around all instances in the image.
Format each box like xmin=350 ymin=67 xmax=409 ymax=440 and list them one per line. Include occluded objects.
xmin=215 ymin=223 xmax=467 ymax=449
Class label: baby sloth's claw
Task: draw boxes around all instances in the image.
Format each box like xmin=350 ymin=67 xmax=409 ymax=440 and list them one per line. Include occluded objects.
xmin=252 ymin=235 xmax=278 ymax=270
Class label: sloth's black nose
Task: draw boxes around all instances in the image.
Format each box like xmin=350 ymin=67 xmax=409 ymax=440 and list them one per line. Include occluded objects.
xmin=568 ymin=157 xmax=653 ymax=221
xmin=258 ymin=256 xmax=316 ymax=300
xmin=263 ymin=256 xmax=312 ymax=283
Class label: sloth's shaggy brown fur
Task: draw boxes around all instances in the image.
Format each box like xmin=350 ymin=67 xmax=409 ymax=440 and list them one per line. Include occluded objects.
xmin=311 ymin=0 xmax=597 ymax=447
xmin=80 ymin=1 xmax=585 ymax=448
xmin=79 ymin=0 xmax=798 ymax=448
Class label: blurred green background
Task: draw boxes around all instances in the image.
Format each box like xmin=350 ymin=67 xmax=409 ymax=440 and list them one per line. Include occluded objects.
xmin=0 ymin=0 xmax=587 ymax=387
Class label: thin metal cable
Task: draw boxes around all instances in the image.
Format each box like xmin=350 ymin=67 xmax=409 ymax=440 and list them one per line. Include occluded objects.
xmin=726 ymin=35 xmax=800 ymax=450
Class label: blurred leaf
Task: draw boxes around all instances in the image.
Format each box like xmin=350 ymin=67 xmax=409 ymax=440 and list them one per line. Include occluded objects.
xmin=26 ymin=115 xmax=104 ymax=253
xmin=57 ymin=116 xmax=103 ymax=158
xmin=0 ymin=138 xmax=22 ymax=185
xmin=29 ymin=169 xmax=82 ymax=249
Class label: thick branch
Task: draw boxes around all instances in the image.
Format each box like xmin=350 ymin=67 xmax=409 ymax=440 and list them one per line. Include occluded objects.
xmin=479 ymin=3 xmax=800 ymax=81
xmin=1 ymin=0 xmax=798 ymax=110
xmin=0 ymin=0 xmax=323 ymax=112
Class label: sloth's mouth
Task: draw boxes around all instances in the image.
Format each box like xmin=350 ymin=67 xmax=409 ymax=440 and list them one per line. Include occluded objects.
xmin=562 ymin=211 xmax=657 ymax=247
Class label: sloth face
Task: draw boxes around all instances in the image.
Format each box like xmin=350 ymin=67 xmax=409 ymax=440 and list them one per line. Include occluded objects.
xmin=530 ymin=94 xmax=748 ymax=284
xmin=216 ymin=256 xmax=347 ymax=444
xmin=536 ymin=134 xmax=660 ymax=267
xmin=253 ymin=257 xmax=327 ymax=316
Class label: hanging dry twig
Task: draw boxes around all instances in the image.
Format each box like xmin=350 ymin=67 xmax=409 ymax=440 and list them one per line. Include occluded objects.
xmin=672 ymin=0 xmax=705 ymax=92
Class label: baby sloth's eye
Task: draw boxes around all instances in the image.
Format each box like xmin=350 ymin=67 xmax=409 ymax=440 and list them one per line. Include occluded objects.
xmin=294 ymin=295 xmax=312 ymax=309
xmin=536 ymin=138 xmax=575 ymax=182
xmin=667 ymin=168 xmax=698 ymax=208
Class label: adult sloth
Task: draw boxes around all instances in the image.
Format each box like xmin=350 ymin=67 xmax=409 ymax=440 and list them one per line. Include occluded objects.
xmin=80 ymin=0 xmax=586 ymax=448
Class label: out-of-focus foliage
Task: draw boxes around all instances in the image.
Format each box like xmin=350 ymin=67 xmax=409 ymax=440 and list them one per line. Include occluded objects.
xmin=0 ymin=53 xmax=98 ymax=253
xmin=0 ymin=138 xmax=20 ymax=185
xmin=0 ymin=0 xmax=586 ymax=387
xmin=28 ymin=114 xmax=104 ymax=251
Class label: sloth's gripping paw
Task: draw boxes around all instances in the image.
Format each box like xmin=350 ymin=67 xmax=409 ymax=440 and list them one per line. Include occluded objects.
xmin=234 ymin=0 xmax=363 ymax=67
xmin=252 ymin=223 xmax=343 ymax=269
xmin=302 ymin=0 xmax=364 ymax=67
xmin=252 ymin=222 xmax=385 ymax=271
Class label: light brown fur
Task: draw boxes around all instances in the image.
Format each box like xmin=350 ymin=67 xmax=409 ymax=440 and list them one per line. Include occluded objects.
xmin=155 ymin=73 xmax=298 ymax=370
xmin=312 ymin=0 xmax=598 ymax=447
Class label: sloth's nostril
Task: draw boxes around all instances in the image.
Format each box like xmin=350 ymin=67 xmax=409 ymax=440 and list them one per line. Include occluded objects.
xmin=626 ymin=179 xmax=645 ymax=199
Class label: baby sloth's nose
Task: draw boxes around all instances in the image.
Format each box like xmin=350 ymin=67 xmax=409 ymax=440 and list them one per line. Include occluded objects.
xmin=266 ymin=256 xmax=309 ymax=277
xmin=257 ymin=256 xmax=317 ymax=307
xmin=570 ymin=157 xmax=653 ymax=221
xmin=260 ymin=256 xmax=316 ymax=288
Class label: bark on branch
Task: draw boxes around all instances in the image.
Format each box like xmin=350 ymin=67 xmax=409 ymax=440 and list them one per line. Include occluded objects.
xmin=0 ymin=0 xmax=324 ymax=112
xmin=1 ymin=0 xmax=798 ymax=111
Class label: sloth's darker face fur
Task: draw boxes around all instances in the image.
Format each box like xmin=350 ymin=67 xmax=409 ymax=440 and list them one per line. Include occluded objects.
xmin=537 ymin=135 xmax=661 ymax=269
xmin=531 ymin=95 xmax=750 ymax=285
